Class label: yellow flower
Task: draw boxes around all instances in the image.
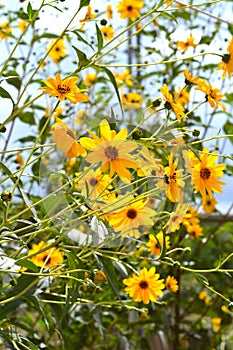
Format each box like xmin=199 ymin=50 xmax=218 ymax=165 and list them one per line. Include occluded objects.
xmin=165 ymin=203 xmax=189 ymax=233
xmin=41 ymin=73 xmax=89 ymax=104
xmin=165 ymin=275 xmax=179 ymax=293
xmin=121 ymin=92 xmax=143 ymax=109
xmin=146 ymin=231 xmax=170 ymax=256
xmin=75 ymin=167 xmax=112 ymax=200
xmin=185 ymin=148 xmax=226 ymax=198
xmin=18 ymin=20 xmax=27 ymax=32
xmin=0 ymin=22 xmax=12 ymax=40
xmin=108 ymin=195 xmax=156 ymax=238
xmin=174 ymin=87 xmax=190 ymax=105
xmin=184 ymin=69 xmax=200 ymax=85
xmin=106 ymin=4 xmax=113 ymax=19
xmin=114 ymin=70 xmax=133 ymax=87
xmin=83 ymin=73 xmax=97 ymax=86
xmin=202 ymin=195 xmax=217 ymax=214
xmin=182 ymin=205 xmax=200 ymax=227
xmin=177 ymin=34 xmax=197 ymax=51
xmin=16 ymin=153 xmax=24 ymax=166
xmin=80 ymin=119 xmax=139 ymax=182
xmin=93 ymin=270 xmax=107 ymax=284
xmin=47 ymin=38 xmax=67 ymax=63
xmin=160 ymin=84 xmax=188 ymax=122
xmin=186 ymin=223 xmax=203 ymax=239
xmin=199 ymin=290 xmax=211 ymax=304
xmin=101 ymin=26 xmax=114 ymax=40
xmin=195 ymin=79 xmax=226 ymax=111
xmin=158 ymin=155 xmax=185 ymax=203
xmin=117 ymin=0 xmax=144 ymax=21
xmin=123 ymin=267 xmax=165 ymax=304
xmin=216 ymin=37 xmax=233 ymax=79
xmin=80 ymin=5 xmax=96 ymax=29
xmin=28 ymin=241 xmax=64 ymax=269
xmin=52 ymin=121 xmax=87 ymax=158
xmin=211 ymin=317 xmax=221 ymax=333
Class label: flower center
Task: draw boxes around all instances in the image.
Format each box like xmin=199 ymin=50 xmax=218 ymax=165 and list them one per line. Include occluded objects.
xmin=200 ymin=168 xmax=211 ymax=180
xmin=139 ymin=280 xmax=149 ymax=289
xmin=104 ymin=146 xmax=119 ymax=160
xmin=127 ymin=5 xmax=133 ymax=11
xmin=57 ymin=84 xmax=71 ymax=94
xmin=222 ymin=53 xmax=230 ymax=63
xmin=89 ymin=177 xmax=98 ymax=186
xmin=43 ymin=255 xmax=51 ymax=264
xmin=127 ymin=208 xmax=137 ymax=219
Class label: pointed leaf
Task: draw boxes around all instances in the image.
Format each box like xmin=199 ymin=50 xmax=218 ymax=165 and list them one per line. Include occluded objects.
xmin=72 ymin=46 xmax=90 ymax=70
xmin=95 ymin=23 xmax=103 ymax=51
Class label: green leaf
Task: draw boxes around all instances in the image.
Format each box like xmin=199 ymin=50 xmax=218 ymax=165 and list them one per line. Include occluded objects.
xmin=27 ymin=2 xmax=35 ymax=21
xmin=95 ymin=23 xmax=103 ymax=51
xmin=17 ymin=260 xmax=39 ymax=273
xmin=223 ymin=120 xmax=233 ymax=143
xmin=100 ymin=66 xmax=123 ymax=115
xmin=0 ymin=161 xmax=23 ymax=187
xmin=78 ymin=0 xmax=90 ymax=11
xmin=71 ymin=30 xmax=94 ymax=50
xmin=195 ymin=273 xmax=209 ymax=286
xmin=72 ymin=46 xmax=91 ymax=71
xmin=18 ymin=111 xmax=35 ymax=125
xmin=162 ymin=12 xmax=178 ymax=24
xmin=0 ymin=86 xmax=14 ymax=102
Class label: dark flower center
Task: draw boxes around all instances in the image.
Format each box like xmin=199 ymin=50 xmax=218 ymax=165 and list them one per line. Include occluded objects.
xmin=57 ymin=84 xmax=71 ymax=94
xmin=139 ymin=280 xmax=149 ymax=289
xmin=89 ymin=177 xmax=98 ymax=186
xmin=127 ymin=208 xmax=137 ymax=219
xmin=164 ymin=101 xmax=172 ymax=110
xmin=127 ymin=5 xmax=133 ymax=11
xmin=200 ymin=168 xmax=211 ymax=180
xmin=206 ymin=200 xmax=211 ymax=205
xmin=104 ymin=146 xmax=119 ymax=160
xmin=222 ymin=53 xmax=230 ymax=63
xmin=55 ymin=47 xmax=60 ymax=52
xmin=43 ymin=255 xmax=51 ymax=264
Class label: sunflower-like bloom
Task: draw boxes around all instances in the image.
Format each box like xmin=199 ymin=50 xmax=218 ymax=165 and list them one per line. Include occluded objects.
xmin=174 ymin=87 xmax=190 ymax=106
xmin=80 ymin=5 xmax=96 ymax=29
xmin=18 ymin=20 xmax=27 ymax=32
xmin=106 ymin=4 xmax=113 ymax=19
xmin=186 ymin=223 xmax=203 ymax=239
xmin=216 ymin=37 xmax=233 ymax=79
xmin=108 ymin=195 xmax=156 ymax=238
xmin=176 ymin=34 xmax=197 ymax=51
xmin=83 ymin=73 xmax=97 ymax=86
xmin=0 ymin=22 xmax=12 ymax=40
xmin=80 ymin=119 xmax=139 ymax=182
xmin=123 ymin=267 xmax=165 ymax=304
xmin=114 ymin=70 xmax=133 ymax=87
xmin=158 ymin=155 xmax=185 ymax=203
xmin=184 ymin=148 xmax=226 ymax=198
xmin=101 ymin=26 xmax=114 ymax=40
xmin=202 ymin=195 xmax=217 ymax=214
xmin=146 ymin=231 xmax=170 ymax=256
xmin=195 ymin=79 xmax=226 ymax=111
xmin=211 ymin=317 xmax=222 ymax=333
xmin=164 ymin=203 xmax=189 ymax=233
xmin=28 ymin=241 xmax=64 ymax=269
xmin=121 ymin=92 xmax=143 ymax=109
xmin=117 ymin=0 xmax=144 ymax=21
xmin=47 ymin=38 xmax=67 ymax=63
xmin=184 ymin=69 xmax=200 ymax=85
xmin=41 ymin=73 xmax=89 ymax=104
xmin=52 ymin=119 xmax=87 ymax=158
xmin=165 ymin=275 xmax=179 ymax=293
xmin=160 ymin=84 xmax=188 ymax=122
xmin=75 ymin=167 xmax=112 ymax=200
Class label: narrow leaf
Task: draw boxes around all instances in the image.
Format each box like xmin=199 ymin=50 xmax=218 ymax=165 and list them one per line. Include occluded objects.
xmin=72 ymin=46 xmax=90 ymax=70
xmin=78 ymin=0 xmax=90 ymax=11
xmin=95 ymin=23 xmax=103 ymax=51
xmin=100 ymin=66 xmax=123 ymax=115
